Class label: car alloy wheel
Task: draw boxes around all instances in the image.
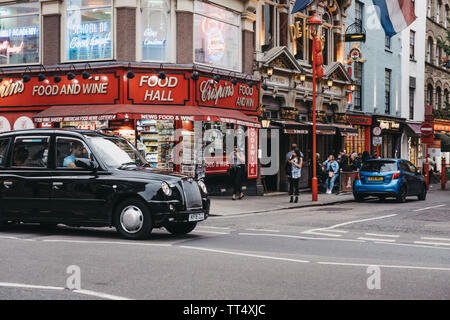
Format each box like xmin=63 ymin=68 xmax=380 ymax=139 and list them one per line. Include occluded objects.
xmin=397 ymin=187 xmax=407 ymax=203
xmin=120 ymin=205 xmax=144 ymax=234
xmin=418 ymin=185 xmax=427 ymax=201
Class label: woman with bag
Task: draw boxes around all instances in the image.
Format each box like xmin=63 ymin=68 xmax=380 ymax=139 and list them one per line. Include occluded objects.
xmin=323 ymin=155 xmax=339 ymax=194
xmin=287 ymin=149 xmax=303 ymax=203
xmin=228 ymin=145 xmax=246 ymax=200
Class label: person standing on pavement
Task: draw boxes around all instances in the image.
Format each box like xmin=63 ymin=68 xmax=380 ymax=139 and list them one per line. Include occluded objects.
xmin=362 ymin=151 xmax=372 ymax=163
xmin=286 ymin=143 xmax=298 ymax=161
xmin=350 ymin=152 xmax=362 ymax=171
xmin=323 ymin=155 xmax=339 ymax=194
xmin=228 ymin=145 xmax=246 ymax=200
xmin=287 ymin=149 xmax=302 ymax=203
xmin=337 ymin=149 xmax=350 ymax=171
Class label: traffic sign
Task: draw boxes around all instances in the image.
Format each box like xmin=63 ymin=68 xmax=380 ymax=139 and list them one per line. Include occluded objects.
xmin=373 ymin=136 xmax=382 ymax=146
xmin=372 ymin=126 xmax=382 ymax=136
xmin=421 ymin=122 xmax=434 ymax=137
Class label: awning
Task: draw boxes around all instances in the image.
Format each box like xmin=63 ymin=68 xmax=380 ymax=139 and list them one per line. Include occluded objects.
xmin=316 ymin=124 xmax=336 ymax=135
xmin=436 ymin=133 xmax=450 ymax=152
xmin=32 ymin=104 xmax=261 ymax=128
xmin=405 ymin=123 xmax=422 ymax=137
xmin=271 ymin=120 xmax=309 ymax=134
xmin=334 ymin=123 xmax=359 ymax=137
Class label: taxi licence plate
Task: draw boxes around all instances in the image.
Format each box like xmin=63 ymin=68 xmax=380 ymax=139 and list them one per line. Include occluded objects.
xmin=189 ymin=212 xmax=205 ymax=222
xmin=368 ymin=177 xmax=383 ymax=181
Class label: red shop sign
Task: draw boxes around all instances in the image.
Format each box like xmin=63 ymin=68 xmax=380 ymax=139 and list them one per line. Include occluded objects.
xmin=0 ymin=73 xmax=120 ymax=108
xmin=205 ymin=155 xmax=230 ymax=175
xmin=195 ymin=76 xmax=259 ymax=114
xmin=127 ymin=72 xmax=190 ymax=105
xmin=247 ymin=127 xmax=259 ymax=179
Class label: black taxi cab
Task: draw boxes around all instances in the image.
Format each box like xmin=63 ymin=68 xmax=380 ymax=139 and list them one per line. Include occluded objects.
xmin=0 ymin=129 xmax=209 ymax=239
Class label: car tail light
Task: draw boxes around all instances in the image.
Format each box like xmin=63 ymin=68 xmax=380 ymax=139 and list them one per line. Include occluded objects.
xmin=392 ymin=172 xmax=400 ymax=180
xmin=355 ymin=173 xmax=361 ymax=180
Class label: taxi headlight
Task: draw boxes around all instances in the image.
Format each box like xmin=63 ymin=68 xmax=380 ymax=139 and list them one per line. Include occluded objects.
xmin=198 ymin=180 xmax=207 ymax=194
xmin=161 ymin=181 xmax=172 ymax=196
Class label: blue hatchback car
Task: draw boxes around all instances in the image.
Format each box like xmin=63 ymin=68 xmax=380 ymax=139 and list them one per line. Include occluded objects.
xmin=353 ymin=159 xmax=427 ymax=203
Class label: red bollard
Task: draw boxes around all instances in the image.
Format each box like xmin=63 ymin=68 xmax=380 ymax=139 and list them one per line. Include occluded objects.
xmin=442 ymin=158 xmax=447 ymax=190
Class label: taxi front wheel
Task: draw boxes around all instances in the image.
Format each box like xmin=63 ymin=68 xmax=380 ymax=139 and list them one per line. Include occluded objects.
xmin=114 ymin=198 xmax=153 ymax=240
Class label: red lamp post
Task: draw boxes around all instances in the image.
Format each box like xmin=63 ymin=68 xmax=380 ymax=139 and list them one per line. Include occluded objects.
xmin=307 ymin=10 xmax=323 ymax=202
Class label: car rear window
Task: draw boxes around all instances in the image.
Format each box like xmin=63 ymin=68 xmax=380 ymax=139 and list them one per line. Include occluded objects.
xmin=361 ymin=161 xmax=397 ymax=173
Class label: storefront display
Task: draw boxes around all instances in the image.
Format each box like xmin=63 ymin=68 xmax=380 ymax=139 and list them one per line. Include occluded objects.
xmin=0 ymin=1 xmax=40 ymax=65
xmin=65 ymin=0 xmax=113 ymax=61
xmin=193 ymin=1 xmax=240 ymax=71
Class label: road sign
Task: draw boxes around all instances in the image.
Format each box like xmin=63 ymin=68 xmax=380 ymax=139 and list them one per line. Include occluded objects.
xmin=372 ymin=126 xmax=382 ymax=136
xmin=421 ymin=122 xmax=434 ymax=137
xmin=373 ymin=136 xmax=382 ymax=146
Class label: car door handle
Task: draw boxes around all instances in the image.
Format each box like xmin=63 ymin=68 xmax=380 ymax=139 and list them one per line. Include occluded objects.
xmin=3 ymin=181 xmax=13 ymax=189
xmin=52 ymin=182 xmax=64 ymax=190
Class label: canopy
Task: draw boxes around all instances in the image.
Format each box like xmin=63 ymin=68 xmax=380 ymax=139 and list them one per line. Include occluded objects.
xmin=32 ymin=104 xmax=261 ymax=128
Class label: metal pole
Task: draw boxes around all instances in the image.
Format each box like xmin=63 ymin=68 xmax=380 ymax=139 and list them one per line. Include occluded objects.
xmin=425 ymin=144 xmax=429 ymax=188
xmin=312 ymin=35 xmax=318 ymax=202
xmin=442 ymin=157 xmax=446 ymax=190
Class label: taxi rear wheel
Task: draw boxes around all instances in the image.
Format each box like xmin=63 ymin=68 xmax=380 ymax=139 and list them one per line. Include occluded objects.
xmin=114 ymin=198 xmax=153 ymax=240
xmin=165 ymin=222 xmax=197 ymax=235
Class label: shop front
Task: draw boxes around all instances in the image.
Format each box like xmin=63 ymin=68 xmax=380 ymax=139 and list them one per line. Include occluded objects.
xmin=403 ymin=122 xmax=423 ymax=168
xmin=346 ymin=113 xmax=372 ymax=154
xmin=0 ymin=66 xmax=261 ymax=195
xmin=373 ymin=116 xmax=405 ymax=159
xmin=434 ymin=120 xmax=450 ymax=172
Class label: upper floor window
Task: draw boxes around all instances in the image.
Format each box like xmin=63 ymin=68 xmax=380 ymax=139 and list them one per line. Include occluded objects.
xmin=193 ymin=1 xmax=240 ymax=71
xmin=140 ymin=0 xmax=170 ymax=62
xmin=261 ymin=0 xmax=278 ymax=52
xmin=427 ymin=0 xmax=431 ymax=17
xmin=355 ymin=1 xmax=363 ymax=30
xmin=0 ymin=1 xmax=40 ymax=65
xmin=385 ymin=35 xmax=391 ymax=50
xmin=427 ymin=37 xmax=433 ymax=63
xmin=65 ymin=0 xmax=113 ymax=61
xmin=384 ymin=69 xmax=391 ymax=114
xmin=409 ymin=30 xmax=415 ymax=60
xmin=436 ymin=1 xmax=441 ymax=23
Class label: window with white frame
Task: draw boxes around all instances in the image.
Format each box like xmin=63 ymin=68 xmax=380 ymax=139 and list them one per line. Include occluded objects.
xmin=436 ymin=0 xmax=441 ymax=23
xmin=409 ymin=30 xmax=415 ymax=60
xmin=0 ymin=1 xmax=40 ymax=65
xmin=65 ymin=0 xmax=113 ymax=61
xmin=140 ymin=0 xmax=170 ymax=61
xmin=193 ymin=1 xmax=240 ymax=71
xmin=427 ymin=0 xmax=431 ymax=17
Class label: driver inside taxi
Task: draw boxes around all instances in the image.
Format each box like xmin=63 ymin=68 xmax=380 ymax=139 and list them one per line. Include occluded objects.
xmin=63 ymin=142 xmax=85 ymax=168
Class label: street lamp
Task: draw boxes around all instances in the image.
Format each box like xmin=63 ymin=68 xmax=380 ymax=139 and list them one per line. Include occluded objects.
xmin=307 ymin=10 xmax=322 ymax=202
xmin=327 ymin=78 xmax=333 ymax=88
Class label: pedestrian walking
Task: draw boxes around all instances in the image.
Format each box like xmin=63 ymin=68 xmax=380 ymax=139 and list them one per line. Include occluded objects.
xmin=323 ymin=155 xmax=339 ymax=194
xmin=286 ymin=149 xmax=303 ymax=203
xmin=228 ymin=145 xmax=246 ymax=200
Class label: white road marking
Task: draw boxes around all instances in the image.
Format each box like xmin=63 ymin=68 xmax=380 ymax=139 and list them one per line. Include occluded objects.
xmin=357 ymin=237 xmax=396 ymax=242
xmin=0 ymin=282 xmax=132 ymax=300
xmin=421 ymin=237 xmax=450 ymax=242
xmin=193 ymin=230 xmax=230 ymax=235
xmin=317 ymin=261 xmax=450 ymax=272
xmin=302 ymin=231 xmax=342 ymax=237
xmin=238 ymin=232 xmax=365 ymax=243
xmin=0 ymin=236 xmax=21 ymax=240
xmin=179 ymin=246 xmax=310 ymax=263
xmin=413 ymin=204 xmax=446 ymax=212
xmin=197 ymin=226 xmax=231 ymax=230
xmin=373 ymin=241 xmax=450 ymax=250
xmin=302 ymin=214 xmax=398 ymax=237
xmin=245 ymin=228 xmax=280 ymax=233
xmin=41 ymin=239 xmax=171 ymax=247
xmin=365 ymin=233 xmax=400 ymax=238
xmin=324 ymin=230 xmax=348 ymax=233
xmin=414 ymin=241 xmax=450 ymax=247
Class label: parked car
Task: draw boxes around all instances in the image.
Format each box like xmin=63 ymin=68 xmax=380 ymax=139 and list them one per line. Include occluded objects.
xmin=0 ymin=129 xmax=210 ymax=240
xmin=353 ymin=159 xmax=427 ymax=203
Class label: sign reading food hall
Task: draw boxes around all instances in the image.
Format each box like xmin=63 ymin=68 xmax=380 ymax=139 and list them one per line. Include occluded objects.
xmin=0 ymin=73 xmax=120 ymax=108
xmin=127 ymin=72 xmax=190 ymax=105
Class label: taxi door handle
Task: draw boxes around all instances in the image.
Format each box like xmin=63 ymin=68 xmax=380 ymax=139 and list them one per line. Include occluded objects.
xmin=3 ymin=181 xmax=13 ymax=189
xmin=52 ymin=182 xmax=64 ymax=190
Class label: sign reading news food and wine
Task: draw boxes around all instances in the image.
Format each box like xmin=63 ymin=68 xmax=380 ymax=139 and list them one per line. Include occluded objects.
xmin=127 ymin=73 xmax=190 ymax=105
xmin=0 ymin=73 xmax=120 ymax=108
xmin=195 ymin=75 xmax=259 ymax=114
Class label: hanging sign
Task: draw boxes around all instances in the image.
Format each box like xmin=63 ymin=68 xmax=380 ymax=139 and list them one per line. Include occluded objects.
xmin=247 ymin=127 xmax=259 ymax=179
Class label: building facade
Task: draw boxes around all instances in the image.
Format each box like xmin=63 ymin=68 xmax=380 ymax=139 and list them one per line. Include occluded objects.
xmin=425 ymin=0 xmax=450 ymax=171
xmin=0 ymin=0 xmax=263 ymax=195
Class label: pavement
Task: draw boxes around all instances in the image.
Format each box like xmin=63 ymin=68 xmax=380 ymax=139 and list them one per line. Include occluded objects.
xmin=210 ymin=191 xmax=355 ymax=216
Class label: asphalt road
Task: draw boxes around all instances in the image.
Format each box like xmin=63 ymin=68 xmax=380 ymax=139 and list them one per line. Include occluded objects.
xmin=0 ymin=190 xmax=449 ymax=300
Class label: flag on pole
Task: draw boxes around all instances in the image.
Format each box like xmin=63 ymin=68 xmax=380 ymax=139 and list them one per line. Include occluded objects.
xmin=291 ymin=0 xmax=313 ymax=14
xmin=372 ymin=0 xmax=417 ymax=37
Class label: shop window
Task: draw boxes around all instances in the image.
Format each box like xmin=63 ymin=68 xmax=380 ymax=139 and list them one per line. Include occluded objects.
xmin=140 ymin=0 xmax=170 ymax=61
xmin=12 ymin=136 xmax=49 ymax=168
xmin=193 ymin=1 xmax=240 ymax=71
xmin=0 ymin=1 xmax=40 ymax=65
xmin=0 ymin=138 xmax=10 ymax=167
xmin=65 ymin=0 xmax=113 ymax=61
